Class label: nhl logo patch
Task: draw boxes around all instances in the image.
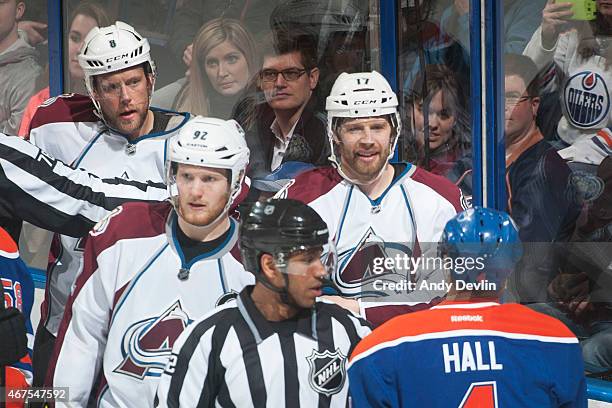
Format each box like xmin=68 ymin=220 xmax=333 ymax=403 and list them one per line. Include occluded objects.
xmin=307 ymin=348 xmax=346 ymax=396
xmin=564 ymin=71 xmax=610 ymax=129
xmin=125 ymin=143 xmax=137 ymax=155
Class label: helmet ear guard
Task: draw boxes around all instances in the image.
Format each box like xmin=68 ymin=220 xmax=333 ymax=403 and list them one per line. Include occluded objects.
xmin=239 ymin=199 xmax=336 ymax=277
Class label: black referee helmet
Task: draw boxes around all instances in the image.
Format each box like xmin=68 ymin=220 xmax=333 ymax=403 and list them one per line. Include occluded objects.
xmin=239 ymin=198 xmax=330 ymax=276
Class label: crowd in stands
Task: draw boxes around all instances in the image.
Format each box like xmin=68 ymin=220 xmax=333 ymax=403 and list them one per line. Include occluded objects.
xmin=0 ymin=0 xmax=610 ymax=405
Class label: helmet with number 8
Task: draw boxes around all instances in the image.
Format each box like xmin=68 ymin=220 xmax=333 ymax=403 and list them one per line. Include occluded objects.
xmin=166 ymin=116 xmax=250 ymax=219
xmin=78 ymin=21 xmax=156 ymax=118
xmin=326 ymin=70 xmax=401 ymax=181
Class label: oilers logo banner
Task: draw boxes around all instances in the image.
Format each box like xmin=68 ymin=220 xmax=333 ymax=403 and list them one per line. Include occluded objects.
xmin=564 ymin=71 xmax=610 ymax=129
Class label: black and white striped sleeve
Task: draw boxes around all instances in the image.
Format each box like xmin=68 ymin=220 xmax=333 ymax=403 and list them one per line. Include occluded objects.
xmin=155 ymin=308 xmax=234 ymax=408
xmin=0 ymin=134 xmax=168 ymax=237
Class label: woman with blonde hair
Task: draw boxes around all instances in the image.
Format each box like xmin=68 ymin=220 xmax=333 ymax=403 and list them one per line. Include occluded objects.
xmin=154 ymin=18 xmax=257 ymax=120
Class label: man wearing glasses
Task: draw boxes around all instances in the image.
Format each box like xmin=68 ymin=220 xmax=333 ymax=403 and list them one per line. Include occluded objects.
xmin=506 ymin=54 xmax=612 ymax=373
xmin=503 ymin=54 xmax=579 ymax=302
xmin=504 ymin=54 xmax=578 ymax=243
xmin=247 ymin=35 xmax=329 ymax=178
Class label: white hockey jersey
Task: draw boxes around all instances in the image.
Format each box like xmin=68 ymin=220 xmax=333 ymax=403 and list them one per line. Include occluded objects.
xmin=28 ymin=93 xmax=190 ymax=335
xmin=47 ymin=202 xmax=254 ymax=408
xmin=279 ymin=164 xmax=465 ymax=327
xmin=559 ymin=127 xmax=612 ymax=165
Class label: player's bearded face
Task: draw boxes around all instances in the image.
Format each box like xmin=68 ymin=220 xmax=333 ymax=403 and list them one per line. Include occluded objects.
xmin=175 ymin=164 xmax=231 ymax=227
xmin=94 ymin=66 xmax=154 ymax=138
xmin=336 ymin=117 xmax=392 ymax=182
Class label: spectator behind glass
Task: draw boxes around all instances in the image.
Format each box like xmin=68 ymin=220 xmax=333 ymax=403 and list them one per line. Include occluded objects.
xmin=268 ymin=0 xmax=369 ymax=111
xmin=441 ymin=0 xmax=547 ymax=54
xmin=536 ymin=154 xmax=612 ymax=373
xmin=245 ymin=33 xmax=329 ymax=178
xmin=398 ymin=0 xmax=470 ymax=110
xmin=0 ymin=0 xmax=41 ymax=135
xmin=524 ymin=0 xmax=612 ymax=147
xmin=503 ymin=54 xmax=580 ymax=303
xmin=153 ymin=18 xmax=256 ymax=120
xmin=406 ymin=64 xmax=470 ymax=178
xmin=17 ymin=1 xmax=46 ymax=50
xmin=168 ymin=0 xmax=282 ymax=70
xmin=17 ymin=1 xmax=110 ymax=138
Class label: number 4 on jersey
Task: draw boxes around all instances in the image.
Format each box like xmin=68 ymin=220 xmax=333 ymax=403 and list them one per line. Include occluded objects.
xmin=459 ymin=381 xmax=498 ymax=408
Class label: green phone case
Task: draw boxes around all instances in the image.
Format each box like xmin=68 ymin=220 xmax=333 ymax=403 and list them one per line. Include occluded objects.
xmin=567 ymin=0 xmax=597 ymax=21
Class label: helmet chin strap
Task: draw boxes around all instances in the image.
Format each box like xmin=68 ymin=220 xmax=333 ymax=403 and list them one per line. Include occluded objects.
xmin=256 ymin=272 xmax=299 ymax=308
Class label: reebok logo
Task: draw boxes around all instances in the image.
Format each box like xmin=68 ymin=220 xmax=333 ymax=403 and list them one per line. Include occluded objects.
xmin=450 ymin=315 xmax=483 ymax=323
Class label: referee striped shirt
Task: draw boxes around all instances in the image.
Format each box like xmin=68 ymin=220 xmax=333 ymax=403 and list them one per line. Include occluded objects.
xmin=155 ymin=286 xmax=372 ymax=408
xmin=0 ymin=134 xmax=168 ymax=237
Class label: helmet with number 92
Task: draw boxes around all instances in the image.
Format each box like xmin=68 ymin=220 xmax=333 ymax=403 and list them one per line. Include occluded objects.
xmin=165 ymin=116 xmax=249 ymax=227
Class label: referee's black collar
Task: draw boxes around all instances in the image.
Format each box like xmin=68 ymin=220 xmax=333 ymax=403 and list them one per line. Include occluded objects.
xmin=238 ymin=286 xmax=318 ymax=343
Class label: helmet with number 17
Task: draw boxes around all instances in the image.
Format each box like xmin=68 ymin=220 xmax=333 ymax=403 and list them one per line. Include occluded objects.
xmin=165 ymin=116 xmax=250 ymax=225
xmin=78 ymin=21 xmax=156 ymax=120
xmin=326 ymin=71 xmax=401 ymax=183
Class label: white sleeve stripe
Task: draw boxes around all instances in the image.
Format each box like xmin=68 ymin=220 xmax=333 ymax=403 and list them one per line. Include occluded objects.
xmin=0 ymin=134 xmax=38 ymax=158
xmin=1 ymin=158 xmax=103 ymax=221
xmin=348 ymin=329 xmax=579 ymax=368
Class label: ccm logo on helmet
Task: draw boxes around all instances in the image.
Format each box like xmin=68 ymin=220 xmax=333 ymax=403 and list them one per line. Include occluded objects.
xmin=106 ymin=53 xmax=131 ymax=63
xmin=354 ymin=100 xmax=378 ymax=105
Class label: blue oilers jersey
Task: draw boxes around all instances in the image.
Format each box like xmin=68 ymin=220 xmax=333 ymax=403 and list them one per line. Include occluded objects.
xmin=1 ymin=227 xmax=35 ymax=395
xmin=348 ymin=301 xmax=587 ymax=407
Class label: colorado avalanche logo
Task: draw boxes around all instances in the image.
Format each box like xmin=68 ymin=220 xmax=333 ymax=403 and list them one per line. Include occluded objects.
xmin=114 ymin=301 xmax=191 ymax=379
xmin=335 ymin=227 xmax=414 ymax=297
xmin=307 ymin=349 xmax=346 ymax=396
xmin=564 ymin=71 xmax=610 ymax=128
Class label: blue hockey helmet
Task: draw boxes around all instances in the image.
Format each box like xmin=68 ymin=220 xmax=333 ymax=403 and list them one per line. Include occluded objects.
xmin=439 ymin=207 xmax=522 ymax=287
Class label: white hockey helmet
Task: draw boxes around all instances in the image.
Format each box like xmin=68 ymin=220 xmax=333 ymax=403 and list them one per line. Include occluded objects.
xmin=78 ymin=21 xmax=156 ymax=114
xmin=326 ymin=71 xmax=401 ymax=169
xmin=166 ymin=116 xmax=250 ymax=216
